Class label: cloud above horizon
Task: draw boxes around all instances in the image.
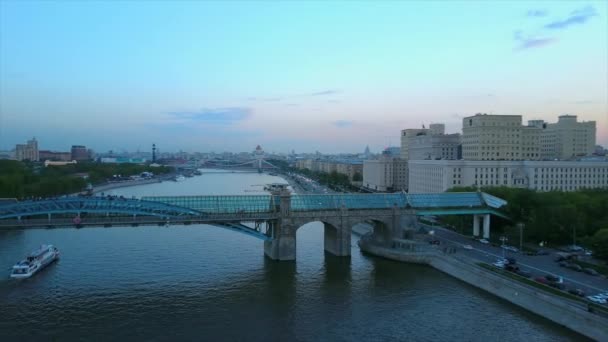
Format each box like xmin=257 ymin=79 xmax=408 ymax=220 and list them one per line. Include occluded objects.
xmin=545 ymin=6 xmax=598 ymax=29
xmin=332 ymin=120 xmax=354 ymax=128
xmin=513 ymin=31 xmax=556 ymax=50
xmin=168 ymin=107 xmax=252 ymax=125
xmin=527 ymin=9 xmax=548 ymax=17
xmin=309 ymin=90 xmax=340 ymax=96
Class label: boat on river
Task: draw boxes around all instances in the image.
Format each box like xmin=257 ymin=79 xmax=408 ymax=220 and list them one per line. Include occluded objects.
xmin=10 ymin=245 xmax=60 ymax=279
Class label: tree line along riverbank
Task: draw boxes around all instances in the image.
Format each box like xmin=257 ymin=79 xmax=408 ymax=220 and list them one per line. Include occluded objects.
xmin=0 ymin=160 xmax=173 ymax=199
xmin=443 ymin=186 xmax=608 ymax=262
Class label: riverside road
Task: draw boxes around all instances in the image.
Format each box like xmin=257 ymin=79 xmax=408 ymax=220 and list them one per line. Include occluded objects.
xmin=428 ymin=225 xmax=608 ymax=297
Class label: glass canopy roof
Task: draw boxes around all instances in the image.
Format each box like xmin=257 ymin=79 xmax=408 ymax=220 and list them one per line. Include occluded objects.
xmin=142 ymin=192 xmax=505 ymax=214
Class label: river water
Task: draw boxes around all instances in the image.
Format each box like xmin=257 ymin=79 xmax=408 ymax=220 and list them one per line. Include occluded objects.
xmin=0 ymin=171 xmax=585 ymax=341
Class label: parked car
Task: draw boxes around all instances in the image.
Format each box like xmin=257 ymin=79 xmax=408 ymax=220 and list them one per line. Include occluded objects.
xmin=567 ymin=263 xmax=583 ymax=272
xmin=515 ymin=270 xmax=532 ymax=278
xmin=583 ymin=268 xmax=599 ymax=276
xmin=586 ymin=296 xmax=607 ymax=304
xmin=534 ymin=277 xmax=547 ymax=284
xmin=568 ymin=289 xmax=585 ymax=297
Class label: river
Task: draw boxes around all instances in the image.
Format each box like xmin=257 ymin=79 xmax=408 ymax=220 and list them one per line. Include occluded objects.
xmin=0 ymin=171 xmax=585 ymax=341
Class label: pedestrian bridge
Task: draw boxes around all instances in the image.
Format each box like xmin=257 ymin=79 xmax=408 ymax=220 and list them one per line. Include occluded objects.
xmin=0 ymin=191 xmax=508 ymax=260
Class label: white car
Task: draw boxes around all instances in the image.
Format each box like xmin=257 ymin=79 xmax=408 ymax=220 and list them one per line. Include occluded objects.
xmin=479 ymin=239 xmax=489 ymax=244
xmin=463 ymin=244 xmax=473 ymax=250
xmin=596 ymin=293 xmax=608 ymax=300
xmin=587 ymin=296 xmax=607 ymax=304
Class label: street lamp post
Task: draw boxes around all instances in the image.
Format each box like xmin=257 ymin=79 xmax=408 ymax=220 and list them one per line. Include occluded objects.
xmin=517 ymin=223 xmax=524 ymax=253
xmin=500 ymin=236 xmax=508 ymax=260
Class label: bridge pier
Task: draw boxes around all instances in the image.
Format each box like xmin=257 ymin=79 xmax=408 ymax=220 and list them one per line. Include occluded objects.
xmin=323 ymin=222 xmax=351 ymax=257
xmin=264 ymin=221 xmax=296 ymax=261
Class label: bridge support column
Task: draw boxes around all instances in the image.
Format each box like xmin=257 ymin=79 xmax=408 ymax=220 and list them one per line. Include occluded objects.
xmin=324 ymin=221 xmax=351 ymax=257
xmin=473 ymin=215 xmax=480 ymax=237
xmin=482 ymin=214 xmax=490 ymax=239
xmin=264 ymin=221 xmax=296 ymax=261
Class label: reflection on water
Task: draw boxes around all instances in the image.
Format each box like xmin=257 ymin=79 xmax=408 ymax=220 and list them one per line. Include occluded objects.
xmin=0 ymin=172 xmax=586 ymax=341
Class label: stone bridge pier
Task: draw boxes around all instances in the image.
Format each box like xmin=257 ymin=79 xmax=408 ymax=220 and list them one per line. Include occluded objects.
xmin=264 ymin=187 xmax=417 ymax=261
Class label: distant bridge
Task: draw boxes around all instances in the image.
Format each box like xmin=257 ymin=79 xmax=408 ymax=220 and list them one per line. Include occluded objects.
xmin=201 ymin=159 xmax=278 ymax=172
xmin=0 ymin=191 xmax=508 ymax=261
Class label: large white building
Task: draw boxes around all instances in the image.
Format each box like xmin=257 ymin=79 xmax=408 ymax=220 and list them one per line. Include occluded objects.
xmin=362 ymin=156 xmax=408 ymax=192
xmin=529 ymin=115 xmax=596 ymax=160
xmin=408 ymin=133 xmax=461 ymax=160
xmin=462 ymin=114 xmax=541 ymax=161
xmin=408 ymin=159 xmax=608 ymax=193
xmin=15 ymin=138 xmax=39 ymax=162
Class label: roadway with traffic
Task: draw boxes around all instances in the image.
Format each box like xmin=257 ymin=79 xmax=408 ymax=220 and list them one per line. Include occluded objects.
xmin=425 ymin=223 xmax=608 ymax=301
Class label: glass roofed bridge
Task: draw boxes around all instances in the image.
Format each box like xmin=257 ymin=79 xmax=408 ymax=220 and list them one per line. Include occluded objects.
xmin=0 ymin=188 xmax=508 ymax=261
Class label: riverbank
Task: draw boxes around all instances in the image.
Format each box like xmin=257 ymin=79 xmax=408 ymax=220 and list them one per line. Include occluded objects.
xmin=91 ymin=174 xmax=181 ymax=194
xmin=358 ymin=237 xmax=608 ymax=341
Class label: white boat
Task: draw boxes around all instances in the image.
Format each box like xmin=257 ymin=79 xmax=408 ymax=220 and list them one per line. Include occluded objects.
xmin=10 ymin=245 xmax=60 ymax=279
xmin=173 ymin=175 xmax=186 ymax=182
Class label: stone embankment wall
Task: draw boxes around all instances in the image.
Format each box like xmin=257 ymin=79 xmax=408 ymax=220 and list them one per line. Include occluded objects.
xmin=359 ymin=240 xmax=608 ymax=341
xmin=92 ymin=178 xmax=161 ymax=194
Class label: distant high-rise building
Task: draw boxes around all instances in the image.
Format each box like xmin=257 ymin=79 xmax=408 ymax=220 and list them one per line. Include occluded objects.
xmin=530 ymin=115 xmax=596 ymax=160
xmin=15 ymin=137 xmax=39 ymax=161
xmin=462 ymin=114 xmax=541 ymax=161
xmin=39 ymin=150 xmax=72 ymax=161
xmin=71 ymin=145 xmax=89 ymax=161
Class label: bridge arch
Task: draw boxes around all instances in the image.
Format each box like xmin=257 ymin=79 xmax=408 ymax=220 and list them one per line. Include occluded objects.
xmin=293 ymin=217 xmax=350 ymax=257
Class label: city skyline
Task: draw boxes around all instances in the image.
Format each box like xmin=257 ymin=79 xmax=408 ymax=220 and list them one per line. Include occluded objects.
xmin=1 ymin=1 xmax=607 ymax=153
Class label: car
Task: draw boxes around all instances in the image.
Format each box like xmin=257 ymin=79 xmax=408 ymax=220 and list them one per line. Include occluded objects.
xmin=506 ymin=246 xmax=519 ymax=253
xmin=548 ymin=282 xmax=565 ymax=290
xmin=492 ymin=261 xmax=506 ymax=268
xmin=429 ymin=240 xmax=440 ymax=245
xmin=536 ymin=250 xmax=549 ymax=256
xmin=596 ymin=293 xmax=608 ymax=300
xmin=545 ymin=274 xmax=563 ymax=283
xmin=505 ymin=264 xmax=519 ymax=272
xmin=558 ymin=261 xmax=568 ymax=267
xmin=534 ymin=277 xmax=548 ymax=284
xmin=583 ymin=268 xmax=599 ymax=276
xmin=568 ymin=289 xmax=586 ymax=297
xmin=587 ymin=296 xmax=607 ymax=304
xmin=567 ymin=263 xmax=583 ymax=272
xmin=505 ymin=257 xmax=517 ymax=265
xmin=584 ymin=250 xmax=593 ymax=256
xmin=479 ymin=239 xmax=489 ymax=244
xmin=462 ymin=244 xmax=473 ymax=250
xmin=568 ymin=245 xmax=584 ymax=252
xmin=515 ymin=270 xmax=532 ymax=278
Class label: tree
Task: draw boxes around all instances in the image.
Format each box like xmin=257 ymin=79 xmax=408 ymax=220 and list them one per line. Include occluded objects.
xmin=589 ymin=229 xmax=608 ymax=260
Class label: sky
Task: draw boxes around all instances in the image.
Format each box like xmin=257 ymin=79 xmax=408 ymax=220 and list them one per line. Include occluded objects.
xmin=1 ymin=1 xmax=607 ymax=154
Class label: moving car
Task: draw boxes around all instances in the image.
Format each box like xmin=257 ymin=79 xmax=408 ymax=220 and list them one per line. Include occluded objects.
xmin=462 ymin=244 xmax=473 ymax=250
xmin=568 ymin=289 xmax=585 ymax=297
xmin=515 ymin=270 xmax=531 ymax=278
xmin=586 ymin=296 xmax=607 ymax=304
